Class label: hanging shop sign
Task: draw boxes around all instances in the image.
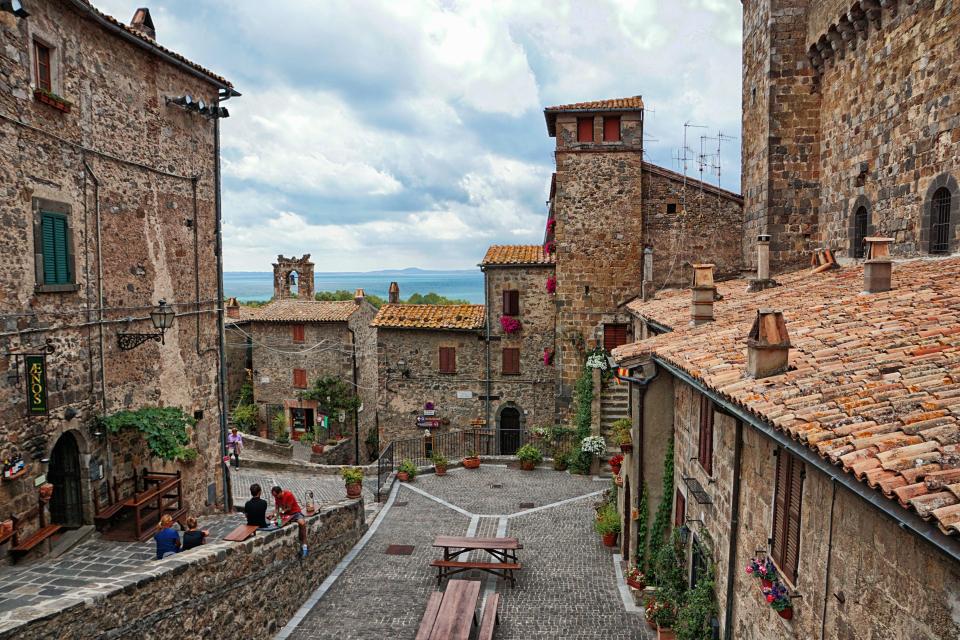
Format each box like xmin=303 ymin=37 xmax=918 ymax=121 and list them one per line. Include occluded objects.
xmin=25 ymin=355 xmax=48 ymax=415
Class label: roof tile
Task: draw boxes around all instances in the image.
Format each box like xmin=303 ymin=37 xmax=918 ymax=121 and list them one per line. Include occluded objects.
xmin=252 ymin=299 xmax=358 ymax=323
xmin=481 ymin=245 xmax=556 ymax=266
xmin=371 ymin=304 xmax=485 ymax=331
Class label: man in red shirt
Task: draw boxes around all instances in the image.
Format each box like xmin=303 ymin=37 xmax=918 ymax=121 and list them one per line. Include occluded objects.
xmin=271 ymin=485 xmax=308 ymax=556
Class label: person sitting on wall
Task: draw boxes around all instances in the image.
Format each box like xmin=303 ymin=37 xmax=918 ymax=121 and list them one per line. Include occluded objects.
xmin=271 ymin=485 xmax=308 ymax=557
xmin=227 ymin=426 xmax=244 ymax=469
xmin=155 ymin=514 xmax=181 ymax=560
xmin=181 ymin=516 xmax=209 ymax=551
xmin=243 ymin=483 xmax=270 ymax=529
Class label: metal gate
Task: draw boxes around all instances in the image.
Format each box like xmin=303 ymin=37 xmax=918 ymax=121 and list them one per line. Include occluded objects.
xmin=49 ymin=432 xmax=83 ymax=527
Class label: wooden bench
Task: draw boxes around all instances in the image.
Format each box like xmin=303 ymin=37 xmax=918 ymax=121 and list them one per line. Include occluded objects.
xmin=415 ymin=580 xmax=481 ymax=640
xmin=224 ymin=524 xmax=258 ymax=542
xmin=8 ymin=498 xmax=62 ymax=561
xmin=477 ymin=593 xmax=500 ymax=640
xmin=430 ymin=559 xmax=521 ymax=588
xmin=92 ymin=471 xmax=140 ymax=529
xmin=414 ymin=592 xmax=444 ymax=640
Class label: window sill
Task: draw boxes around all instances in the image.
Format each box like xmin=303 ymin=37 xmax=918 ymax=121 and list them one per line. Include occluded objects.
xmin=35 ymin=283 xmax=79 ymax=294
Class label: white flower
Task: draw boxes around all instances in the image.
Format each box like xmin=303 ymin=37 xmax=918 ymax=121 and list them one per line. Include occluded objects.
xmin=586 ymin=354 xmax=609 ymax=370
xmin=581 ymin=435 xmax=606 ymax=455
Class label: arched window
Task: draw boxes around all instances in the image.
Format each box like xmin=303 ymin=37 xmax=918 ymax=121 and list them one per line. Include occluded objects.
xmin=930 ymin=187 xmax=952 ymax=254
xmin=853 ymin=207 xmax=868 ymax=258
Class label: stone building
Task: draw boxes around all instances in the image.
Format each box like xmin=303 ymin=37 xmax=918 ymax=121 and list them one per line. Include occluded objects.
xmin=544 ymin=97 xmax=744 ymax=410
xmin=0 ymin=1 xmax=235 ymax=541
xmin=244 ymin=291 xmax=377 ymax=461
xmin=372 ymin=303 xmax=486 ymax=447
xmin=273 ymin=254 xmax=315 ymax=300
xmin=742 ymin=0 xmax=960 ymax=271
xmin=614 ymin=256 xmax=960 ymax=639
xmin=223 ymin=297 xmax=255 ymax=407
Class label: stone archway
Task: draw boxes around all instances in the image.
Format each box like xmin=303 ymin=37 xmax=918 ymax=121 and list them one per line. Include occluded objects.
xmin=48 ymin=431 xmax=85 ymax=527
xmin=496 ymin=402 xmax=526 ymax=455
xmin=921 ymin=174 xmax=960 ymax=255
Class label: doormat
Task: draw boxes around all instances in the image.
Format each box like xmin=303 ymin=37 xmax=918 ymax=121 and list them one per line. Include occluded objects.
xmin=385 ymin=544 xmax=415 ymax=555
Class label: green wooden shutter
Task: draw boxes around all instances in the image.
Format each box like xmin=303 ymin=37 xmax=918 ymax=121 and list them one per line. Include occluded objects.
xmin=41 ymin=213 xmax=70 ymax=284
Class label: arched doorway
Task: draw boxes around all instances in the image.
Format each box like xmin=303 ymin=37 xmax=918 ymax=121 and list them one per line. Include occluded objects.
xmin=48 ymin=432 xmax=83 ymax=527
xmin=499 ymin=407 xmax=521 ymax=455
xmin=853 ymin=206 xmax=868 ymax=258
xmin=622 ymin=479 xmax=631 ymax=563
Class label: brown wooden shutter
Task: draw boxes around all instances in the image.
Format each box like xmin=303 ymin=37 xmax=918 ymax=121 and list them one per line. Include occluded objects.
xmin=783 ymin=456 xmax=804 ymax=583
xmin=603 ymin=324 xmax=628 ymax=351
xmin=771 ymin=450 xmax=789 ymax=570
xmin=439 ymin=347 xmax=456 ymax=374
xmin=293 ymin=368 xmax=307 ymax=388
xmin=502 ymin=290 xmax=519 ymax=316
xmin=577 ymin=117 xmax=594 ymax=142
xmin=603 ymin=116 xmax=621 ymax=141
xmin=502 ymin=348 xmax=520 ymax=375
xmin=698 ymin=394 xmax=713 ymax=475
xmin=292 ymin=324 xmax=305 ymax=343
xmin=674 ymin=489 xmax=686 ymax=527
xmin=35 ymin=42 xmax=52 ymax=92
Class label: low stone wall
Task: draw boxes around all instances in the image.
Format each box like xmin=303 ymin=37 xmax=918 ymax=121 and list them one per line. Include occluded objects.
xmin=0 ymin=500 xmax=366 ymax=639
xmin=243 ymin=432 xmax=295 ymax=458
xmin=310 ymin=438 xmax=353 ymax=465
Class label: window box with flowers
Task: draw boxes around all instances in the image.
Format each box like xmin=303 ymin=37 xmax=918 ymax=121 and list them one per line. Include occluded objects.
xmin=34 ymin=88 xmax=72 ymax=113
xmin=762 ymin=581 xmax=794 ymax=620
xmin=499 ymin=315 xmax=522 ymax=334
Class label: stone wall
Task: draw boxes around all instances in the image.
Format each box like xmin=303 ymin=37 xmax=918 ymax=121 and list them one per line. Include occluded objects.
xmin=0 ymin=1 xmax=227 ymax=523
xmin=348 ymin=300 xmax=378 ymax=456
xmin=0 ymin=500 xmax=367 ymax=639
xmin=669 ymin=379 xmax=960 ymax=640
xmin=376 ymin=327 xmax=486 ymax=447
xmin=225 ymin=321 xmax=252 ymax=407
xmin=642 ymin=166 xmax=744 ymax=287
xmin=483 ymin=264 xmax=557 ymax=430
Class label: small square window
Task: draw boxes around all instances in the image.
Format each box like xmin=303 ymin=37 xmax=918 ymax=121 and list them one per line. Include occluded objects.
xmin=291 ymin=324 xmax=305 ymax=343
xmin=666 ymin=203 xmax=677 ymax=214
xmin=502 ymin=348 xmax=520 ymax=375
xmin=603 ymin=116 xmax=621 ymax=142
xmin=502 ymin=290 xmax=520 ymax=317
xmin=439 ymin=346 xmax=456 ymax=374
xmin=293 ymin=368 xmax=307 ymax=389
xmin=577 ymin=117 xmax=594 ymax=143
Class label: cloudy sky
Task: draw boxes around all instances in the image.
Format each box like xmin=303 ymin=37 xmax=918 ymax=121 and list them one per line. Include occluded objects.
xmin=96 ymin=0 xmax=742 ymax=272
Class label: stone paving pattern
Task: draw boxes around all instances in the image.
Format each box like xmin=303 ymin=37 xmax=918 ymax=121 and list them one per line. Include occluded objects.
xmin=287 ymin=466 xmax=651 ymax=639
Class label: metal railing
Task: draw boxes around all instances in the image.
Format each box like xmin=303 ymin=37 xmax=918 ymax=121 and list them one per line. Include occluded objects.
xmin=374 ymin=428 xmax=578 ymax=501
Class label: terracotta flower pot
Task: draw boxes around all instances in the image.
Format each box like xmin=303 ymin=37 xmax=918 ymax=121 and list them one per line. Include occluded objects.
xmin=463 ymin=457 xmax=480 ymax=469
xmin=435 ymin=464 xmax=447 ymax=476
xmin=346 ymin=482 xmax=362 ymax=499
xmin=620 ymin=443 xmax=633 ymax=453
xmin=397 ymin=471 xmax=410 ymax=482
xmin=520 ymin=460 xmax=536 ymax=471
xmin=627 ymin=577 xmax=645 ymax=590
xmin=312 ymin=444 xmax=325 ymax=454
xmin=761 ymin=578 xmax=773 ymax=589
xmin=777 ymin=607 xmax=793 ymax=620
xmin=601 ymin=532 xmax=617 ymax=547
xmin=657 ymin=626 xmax=676 ymax=640
xmin=615 ymin=475 xmax=624 ymax=486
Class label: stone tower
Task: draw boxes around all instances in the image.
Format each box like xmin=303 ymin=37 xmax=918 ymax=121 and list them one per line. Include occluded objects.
xmin=741 ymin=0 xmax=820 ymax=273
xmin=272 ymin=254 xmax=315 ymax=299
xmin=545 ymin=97 xmax=645 ymax=405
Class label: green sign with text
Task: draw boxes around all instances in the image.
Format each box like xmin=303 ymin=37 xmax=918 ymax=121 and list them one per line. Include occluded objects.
xmin=25 ymin=355 xmax=48 ymax=415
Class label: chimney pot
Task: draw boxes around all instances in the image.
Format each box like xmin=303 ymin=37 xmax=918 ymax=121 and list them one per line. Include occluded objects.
xmin=746 ymin=309 xmax=791 ymax=378
xmin=863 ymin=236 xmax=893 ymax=293
xmin=388 ymin=281 xmax=400 ymax=304
xmin=225 ymin=297 xmax=240 ymax=319
xmin=757 ymin=234 xmax=771 ymax=281
xmin=642 ymin=247 xmax=654 ymax=301
xmin=690 ymin=264 xmax=716 ymax=325
xmin=354 ymin=288 xmax=365 ymax=303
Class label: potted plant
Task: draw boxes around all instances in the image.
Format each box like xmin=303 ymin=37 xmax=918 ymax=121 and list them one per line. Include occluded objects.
xmin=645 ymin=597 xmax=659 ymax=630
xmin=609 ymin=453 xmax=624 ymax=475
xmin=593 ymin=502 xmax=620 ymax=547
xmin=397 ymin=459 xmax=417 ymax=482
xmin=515 ymin=444 xmax=543 ymax=471
xmin=626 ymin=566 xmax=646 ymax=590
xmin=341 ymin=466 xmax=364 ymax=499
xmin=553 ymin=451 xmax=568 ymax=471
xmin=650 ymin=592 xmax=678 ymax=640
xmin=614 ymin=473 xmax=624 ymax=487
xmin=39 ymin=482 xmax=54 ymax=502
xmin=272 ymin=413 xmax=290 ymax=444
xmin=763 ymin=582 xmax=793 ymax=620
xmin=432 ymin=452 xmax=448 ymax=476
xmin=463 ymin=450 xmax=481 ymax=469
xmin=499 ymin=315 xmax=522 ymax=334
xmin=745 ymin=556 xmax=778 ymax=589
xmin=611 ymin=418 xmax=633 ymax=453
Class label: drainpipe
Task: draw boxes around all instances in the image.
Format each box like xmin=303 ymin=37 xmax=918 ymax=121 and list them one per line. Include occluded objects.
xmin=214 ymin=94 xmax=231 ymax=512
xmin=820 ymin=478 xmax=837 ymax=640
xmin=348 ymin=326 xmax=360 ymax=464
xmin=192 ymin=175 xmax=202 ymax=356
xmin=723 ymin=419 xmax=744 ymax=640
xmin=82 ymin=160 xmax=107 ymax=414
xmin=482 ymin=266 xmax=491 ymax=432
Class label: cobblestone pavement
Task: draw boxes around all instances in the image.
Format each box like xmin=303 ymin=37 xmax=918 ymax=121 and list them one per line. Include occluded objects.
xmin=0 ymin=468 xmax=370 ymax=616
xmin=285 ymin=466 xmax=651 ymax=640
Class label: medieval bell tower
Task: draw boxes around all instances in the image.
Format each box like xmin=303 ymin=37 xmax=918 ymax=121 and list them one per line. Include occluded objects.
xmin=272 ymin=254 xmax=315 ymax=299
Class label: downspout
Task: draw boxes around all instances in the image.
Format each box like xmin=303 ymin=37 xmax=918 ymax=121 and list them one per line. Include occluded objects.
xmin=349 ymin=326 xmax=360 ymax=464
xmin=483 ymin=266 xmax=491 ymax=432
xmin=214 ymin=95 xmax=231 ymax=511
xmin=820 ymin=478 xmax=837 ymax=640
xmin=192 ymin=175 xmax=202 ymax=356
xmin=82 ymin=160 xmax=108 ymax=414
xmin=723 ymin=418 xmax=744 ymax=640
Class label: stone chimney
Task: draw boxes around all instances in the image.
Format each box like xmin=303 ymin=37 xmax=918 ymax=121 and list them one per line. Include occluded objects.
xmin=130 ymin=8 xmax=156 ymax=39
xmin=748 ymin=234 xmax=780 ymax=292
xmin=642 ymin=247 xmax=654 ymax=301
xmin=225 ymin=297 xmax=240 ymax=319
xmin=863 ymin=237 xmax=893 ymax=293
xmin=388 ymin=282 xmax=400 ymax=304
xmin=746 ymin=309 xmax=791 ymax=378
xmin=690 ymin=264 xmax=715 ymax=326
xmin=354 ymin=288 xmax=365 ymax=304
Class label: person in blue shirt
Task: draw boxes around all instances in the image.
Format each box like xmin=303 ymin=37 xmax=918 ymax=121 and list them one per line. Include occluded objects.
xmin=154 ymin=514 xmax=181 ymax=560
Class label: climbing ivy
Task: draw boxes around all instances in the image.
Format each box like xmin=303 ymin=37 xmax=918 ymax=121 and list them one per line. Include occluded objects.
xmin=98 ymin=407 xmax=197 ymax=462
xmin=647 ymin=439 xmax=675 ymax=582
xmin=635 ymin=482 xmax=650 ymax=573
xmin=573 ymin=365 xmax=594 ymax=439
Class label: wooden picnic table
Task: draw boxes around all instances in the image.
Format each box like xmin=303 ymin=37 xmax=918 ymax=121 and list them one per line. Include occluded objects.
xmin=431 ymin=536 xmax=522 ymax=587
xmin=415 ymin=579 xmax=482 ymax=640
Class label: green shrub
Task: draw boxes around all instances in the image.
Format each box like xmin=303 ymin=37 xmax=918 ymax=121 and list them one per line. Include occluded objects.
xmin=340 ymin=467 xmax=364 ymax=485
xmin=647 ymin=440 xmax=675 ymax=581
xmin=237 ymin=382 xmax=254 ymax=406
xmin=515 ymin=444 xmax=543 ymax=465
xmin=231 ymin=404 xmax=257 ymax=430
xmin=272 ymin=412 xmax=290 ymax=444
xmin=399 ymin=459 xmax=417 ymax=478
xmin=593 ymin=502 xmax=621 ymax=535
xmin=567 ymin=446 xmax=592 ymax=474
xmin=573 ymin=366 xmax=594 ymax=439
xmin=98 ymin=407 xmax=197 ymax=462
xmin=431 ymin=451 xmax=448 ymax=467
xmin=675 ymin=565 xmax=717 ymax=640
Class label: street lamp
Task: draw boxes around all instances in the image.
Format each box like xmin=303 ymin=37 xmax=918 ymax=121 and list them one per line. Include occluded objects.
xmin=1 ymin=1 xmax=29 ymax=18
xmin=118 ymin=299 xmax=176 ymax=350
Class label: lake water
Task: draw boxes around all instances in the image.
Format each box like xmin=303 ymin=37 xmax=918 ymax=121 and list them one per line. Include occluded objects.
xmin=224 ymin=270 xmax=486 ymax=304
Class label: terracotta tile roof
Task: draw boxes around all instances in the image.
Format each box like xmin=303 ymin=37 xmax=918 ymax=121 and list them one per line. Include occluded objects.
xmin=613 ymin=257 xmax=960 ymax=538
xmin=252 ymin=299 xmax=358 ymax=323
xmin=73 ymin=1 xmax=233 ymax=88
xmin=224 ymin=298 xmax=259 ymax=324
xmin=371 ymin=304 xmax=485 ymax=331
xmin=481 ymin=245 xmax=556 ymax=266
xmin=544 ymin=96 xmax=644 ymax=136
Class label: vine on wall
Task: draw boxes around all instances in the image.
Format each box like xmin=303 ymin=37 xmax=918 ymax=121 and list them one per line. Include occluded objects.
xmin=647 ymin=439 xmax=674 ymax=581
xmin=98 ymin=407 xmax=198 ymax=462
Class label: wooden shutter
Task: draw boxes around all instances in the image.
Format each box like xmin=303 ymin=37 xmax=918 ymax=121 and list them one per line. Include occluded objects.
xmin=698 ymin=394 xmax=713 ymax=475
xmin=502 ymin=348 xmax=520 ymax=375
xmin=577 ymin=117 xmax=593 ymax=142
xmin=502 ymin=290 xmax=519 ymax=316
xmin=674 ymin=489 xmax=686 ymax=527
xmin=603 ymin=116 xmax=621 ymax=141
xmin=771 ymin=449 xmax=804 ymax=583
xmin=603 ymin=324 xmax=628 ymax=352
xmin=293 ymin=368 xmax=307 ymax=388
xmin=291 ymin=324 xmax=305 ymax=343
xmin=439 ymin=347 xmax=456 ymax=373
xmin=35 ymin=42 xmax=52 ymax=92
xmin=41 ymin=213 xmax=69 ymax=284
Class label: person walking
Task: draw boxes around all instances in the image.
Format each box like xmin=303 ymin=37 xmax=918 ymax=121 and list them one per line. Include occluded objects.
xmin=227 ymin=426 xmax=244 ymax=468
xmin=271 ymin=485 xmax=308 ymax=557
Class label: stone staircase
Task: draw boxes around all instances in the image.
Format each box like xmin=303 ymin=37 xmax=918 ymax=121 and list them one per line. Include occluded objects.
xmin=599 ymin=382 xmax=630 ymax=474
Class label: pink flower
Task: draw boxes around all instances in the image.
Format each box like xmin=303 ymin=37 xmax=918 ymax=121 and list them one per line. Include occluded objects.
xmin=745 ymin=566 xmax=753 ymax=574
xmin=546 ymin=276 xmax=557 ymax=294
